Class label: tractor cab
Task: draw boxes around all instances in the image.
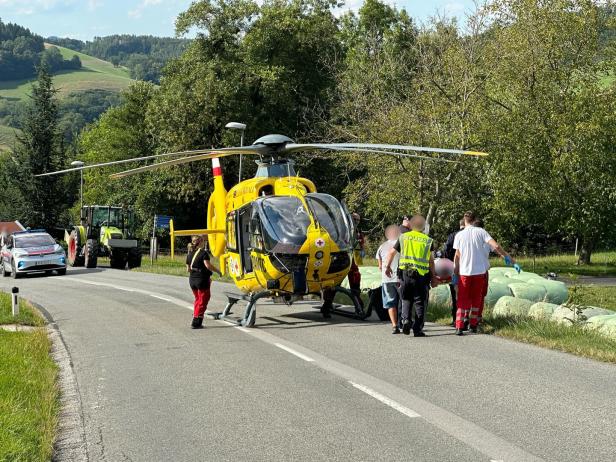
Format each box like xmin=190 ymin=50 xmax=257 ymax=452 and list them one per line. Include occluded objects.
xmin=66 ymin=205 xmax=142 ymax=270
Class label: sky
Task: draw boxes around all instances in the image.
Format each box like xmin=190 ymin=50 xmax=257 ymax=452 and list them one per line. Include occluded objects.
xmin=0 ymin=0 xmax=476 ymax=41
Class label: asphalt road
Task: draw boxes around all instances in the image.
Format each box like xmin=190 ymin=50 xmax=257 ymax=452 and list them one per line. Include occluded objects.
xmin=2 ymin=268 xmax=615 ymax=462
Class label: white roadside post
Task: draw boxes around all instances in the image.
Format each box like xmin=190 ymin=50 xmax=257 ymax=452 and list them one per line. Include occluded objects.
xmin=11 ymin=287 xmax=19 ymax=317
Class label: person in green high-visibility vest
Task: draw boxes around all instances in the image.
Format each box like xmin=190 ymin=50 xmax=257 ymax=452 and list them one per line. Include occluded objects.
xmin=385 ymin=215 xmax=437 ymax=337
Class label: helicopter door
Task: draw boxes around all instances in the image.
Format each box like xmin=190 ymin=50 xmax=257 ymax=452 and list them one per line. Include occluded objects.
xmin=238 ymin=206 xmax=253 ymax=274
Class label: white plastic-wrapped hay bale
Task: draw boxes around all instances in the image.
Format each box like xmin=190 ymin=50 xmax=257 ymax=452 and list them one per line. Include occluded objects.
xmin=581 ymin=307 xmax=613 ymax=320
xmin=484 ymin=282 xmax=512 ymax=308
xmin=344 ymin=266 xmax=382 ymax=290
xmin=508 ymin=283 xmax=547 ymax=303
xmin=429 ymin=284 xmax=451 ymax=307
xmin=528 ymin=302 xmax=559 ymax=319
xmin=551 ymin=305 xmax=580 ymax=324
xmin=488 ymin=267 xmax=511 ymax=276
xmin=507 ymin=271 xmax=544 ymax=282
xmin=492 ymin=296 xmax=533 ymax=317
xmin=586 ymin=314 xmax=616 ymax=339
xmin=526 ymin=279 xmax=569 ymax=304
xmin=490 ymin=276 xmax=511 ymax=285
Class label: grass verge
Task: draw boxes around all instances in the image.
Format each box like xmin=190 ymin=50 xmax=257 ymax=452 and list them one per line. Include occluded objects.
xmin=129 ymin=255 xmax=232 ymax=282
xmin=0 ymin=293 xmax=58 ymax=462
xmin=568 ymin=285 xmax=616 ymax=311
xmin=0 ymin=292 xmax=45 ymax=326
xmin=426 ymin=301 xmax=616 ymax=363
xmin=490 ymin=250 xmax=616 ymax=277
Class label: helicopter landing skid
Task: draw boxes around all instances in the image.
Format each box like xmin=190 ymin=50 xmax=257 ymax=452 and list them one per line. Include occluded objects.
xmin=206 ymin=291 xmax=272 ymax=328
xmin=329 ymin=286 xmax=372 ymax=320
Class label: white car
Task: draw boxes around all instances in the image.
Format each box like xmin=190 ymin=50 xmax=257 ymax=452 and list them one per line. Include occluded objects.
xmin=1 ymin=230 xmax=67 ymax=278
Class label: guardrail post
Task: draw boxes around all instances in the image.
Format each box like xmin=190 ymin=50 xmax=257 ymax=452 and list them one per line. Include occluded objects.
xmin=11 ymin=287 xmax=19 ymax=317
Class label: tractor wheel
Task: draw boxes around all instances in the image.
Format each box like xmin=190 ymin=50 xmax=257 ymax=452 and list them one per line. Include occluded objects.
xmin=84 ymin=239 xmax=98 ymax=269
xmin=67 ymin=230 xmax=85 ymax=267
xmin=127 ymin=247 xmax=142 ymax=269
xmin=369 ymin=287 xmax=390 ymax=321
xmin=110 ymin=254 xmax=126 ymax=270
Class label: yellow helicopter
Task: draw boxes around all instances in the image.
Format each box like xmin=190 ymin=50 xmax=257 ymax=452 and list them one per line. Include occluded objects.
xmin=38 ymin=134 xmax=486 ymax=326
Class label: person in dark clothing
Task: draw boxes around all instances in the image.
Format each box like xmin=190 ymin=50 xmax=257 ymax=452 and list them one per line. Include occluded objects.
xmin=186 ymin=235 xmax=221 ymax=329
xmin=443 ymin=219 xmax=465 ymax=325
xmin=385 ymin=215 xmax=437 ymax=337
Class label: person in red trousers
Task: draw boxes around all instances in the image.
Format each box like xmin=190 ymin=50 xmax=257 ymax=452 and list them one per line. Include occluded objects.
xmin=186 ymin=235 xmax=221 ymax=329
xmin=452 ymin=211 xmax=519 ymax=335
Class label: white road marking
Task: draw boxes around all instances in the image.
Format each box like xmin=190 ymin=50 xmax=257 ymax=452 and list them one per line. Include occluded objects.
xmin=150 ymin=294 xmax=172 ymax=302
xmin=349 ymin=381 xmax=420 ymax=418
xmin=273 ymin=342 xmax=315 ymax=362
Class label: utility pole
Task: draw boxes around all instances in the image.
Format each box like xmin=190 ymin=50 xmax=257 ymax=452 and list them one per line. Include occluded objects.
xmin=70 ymin=160 xmax=85 ymax=210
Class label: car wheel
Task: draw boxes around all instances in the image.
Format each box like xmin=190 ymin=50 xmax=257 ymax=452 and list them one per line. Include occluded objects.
xmin=11 ymin=262 xmax=21 ymax=279
xmin=0 ymin=260 xmax=8 ymax=277
xmin=57 ymin=268 xmax=67 ymax=276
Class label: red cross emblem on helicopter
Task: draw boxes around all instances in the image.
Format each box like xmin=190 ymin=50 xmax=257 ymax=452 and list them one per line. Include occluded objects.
xmin=315 ymin=238 xmax=325 ymax=248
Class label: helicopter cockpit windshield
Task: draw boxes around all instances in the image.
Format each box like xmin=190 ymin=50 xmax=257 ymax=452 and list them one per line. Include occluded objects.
xmin=305 ymin=193 xmax=352 ymax=250
xmin=258 ymin=196 xmax=311 ymax=254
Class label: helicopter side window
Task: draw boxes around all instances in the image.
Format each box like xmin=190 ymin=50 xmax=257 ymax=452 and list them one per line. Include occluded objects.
xmin=259 ymin=196 xmax=311 ymax=254
xmin=305 ymin=193 xmax=352 ymax=250
xmin=226 ymin=212 xmax=237 ymax=251
xmin=249 ymin=209 xmax=264 ymax=251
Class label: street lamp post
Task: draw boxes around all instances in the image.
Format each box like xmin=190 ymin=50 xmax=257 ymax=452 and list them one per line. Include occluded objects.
xmin=70 ymin=160 xmax=85 ymax=210
xmin=225 ymin=122 xmax=247 ymax=182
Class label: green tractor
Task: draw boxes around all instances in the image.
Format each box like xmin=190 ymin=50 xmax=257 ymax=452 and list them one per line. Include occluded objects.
xmin=66 ymin=206 xmax=142 ymax=270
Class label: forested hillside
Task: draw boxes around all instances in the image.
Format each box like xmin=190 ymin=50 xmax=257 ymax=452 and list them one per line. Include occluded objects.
xmin=47 ymin=35 xmax=189 ymax=83
xmin=0 ymin=19 xmax=81 ymax=80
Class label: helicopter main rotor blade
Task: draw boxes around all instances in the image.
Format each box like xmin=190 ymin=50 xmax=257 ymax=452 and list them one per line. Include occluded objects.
xmin=34 ymin=146 xmax=265 ymax=177
xmin=284 ymin=143 xmax=488 ymax=157
xmin=109 ymin=148 xmax=259 ymax=179
xmin=289 ymin=145 xmax=459 ymax=163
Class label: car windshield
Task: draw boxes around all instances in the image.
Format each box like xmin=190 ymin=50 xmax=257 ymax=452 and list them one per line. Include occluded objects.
xmin=258 ymin=196 xmax=311 ymax=253
xmin=305 ymin=193 xmax=352 ymax=250
xmin=15 ymin=234 xmax=55 ymax=248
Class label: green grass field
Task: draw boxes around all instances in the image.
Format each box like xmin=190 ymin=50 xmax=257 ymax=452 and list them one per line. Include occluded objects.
xmin=132 ymin=255 xmax=231 ymax=282
xmin=490 ymin=250 xmax=616 ymax=277
xmin=0 ymin=43 xmax=132 ymax=101
xmin=0 ymin=292 xmax=57 ymax=462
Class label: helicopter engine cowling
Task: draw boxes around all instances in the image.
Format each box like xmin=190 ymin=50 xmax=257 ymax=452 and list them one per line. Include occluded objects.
xmin=207 ymin=158 xmax=227 ymax=257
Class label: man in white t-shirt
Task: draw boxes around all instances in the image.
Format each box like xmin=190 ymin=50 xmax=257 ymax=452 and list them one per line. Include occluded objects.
xmin=376 ymin=225 xmax=401 ymax=334
xmin=453 ymin=211 xmax=519 ymax=335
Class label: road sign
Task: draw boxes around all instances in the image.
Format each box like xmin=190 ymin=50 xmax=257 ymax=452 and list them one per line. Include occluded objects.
xmin=154 ymin=215 xmax=172 ymax=230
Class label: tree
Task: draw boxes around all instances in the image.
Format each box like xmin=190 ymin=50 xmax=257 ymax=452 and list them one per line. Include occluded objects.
xmin=481 ymin=0 xmax=616 ymax=262
xmin=9 ymin=66 xmax=69 ymax=228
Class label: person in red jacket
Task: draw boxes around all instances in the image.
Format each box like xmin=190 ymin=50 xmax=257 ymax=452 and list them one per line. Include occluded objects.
xmin=186 ymin=235 xmax=221 ymax=329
